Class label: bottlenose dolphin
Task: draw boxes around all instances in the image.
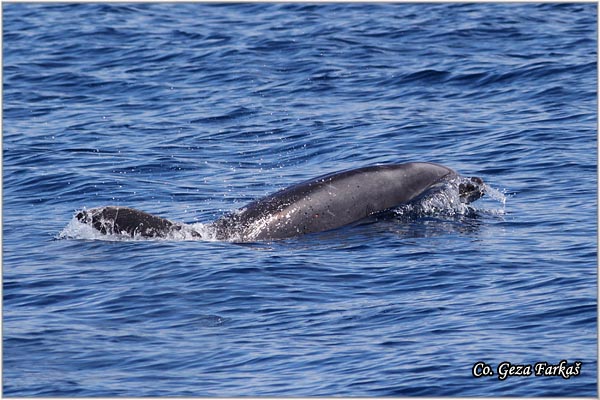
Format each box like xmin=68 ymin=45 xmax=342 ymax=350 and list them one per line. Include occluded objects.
xmin=75 ymin=162 xmax=485 ymax=241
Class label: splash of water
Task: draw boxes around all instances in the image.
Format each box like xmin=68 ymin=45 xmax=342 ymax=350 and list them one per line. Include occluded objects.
xmin=393 ymin=177 xmax=507 ymax=218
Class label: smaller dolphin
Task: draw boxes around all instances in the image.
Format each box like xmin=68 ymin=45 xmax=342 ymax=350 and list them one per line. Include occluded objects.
xmin=75 ymin=162 xmax=485 ymax=241
xmin=75 ymin=206 xmax=201 ymax=239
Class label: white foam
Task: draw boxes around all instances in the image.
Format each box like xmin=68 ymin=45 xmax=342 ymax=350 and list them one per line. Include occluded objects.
xmin=56 ymin=214 xmax=129 ymax=241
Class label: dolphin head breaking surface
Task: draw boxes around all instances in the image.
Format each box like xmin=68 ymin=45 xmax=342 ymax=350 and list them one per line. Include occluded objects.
xmin=458 ymin=176 xmax=486 ymax=204
xmin=73 ymin=162 xmax=485 ymax=242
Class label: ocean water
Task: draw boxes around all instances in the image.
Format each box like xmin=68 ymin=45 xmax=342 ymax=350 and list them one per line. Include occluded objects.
xmin=2 ymin=3 xmax=597 ymax=397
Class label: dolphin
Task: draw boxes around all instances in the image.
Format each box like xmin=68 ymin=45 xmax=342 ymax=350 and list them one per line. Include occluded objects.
xmin=75 ymin=162 xmax=485 ymax=241
xmin=75 ymin=205 xmax=202 ymax=239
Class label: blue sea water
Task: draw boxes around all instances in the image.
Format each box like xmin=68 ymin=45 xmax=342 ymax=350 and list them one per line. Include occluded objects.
xmin=2 ymin=2 xmax=597 ymax=397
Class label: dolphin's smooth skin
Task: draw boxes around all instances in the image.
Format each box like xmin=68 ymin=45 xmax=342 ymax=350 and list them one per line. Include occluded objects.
xmin=75 ymin=162 xmax=485 ymax=242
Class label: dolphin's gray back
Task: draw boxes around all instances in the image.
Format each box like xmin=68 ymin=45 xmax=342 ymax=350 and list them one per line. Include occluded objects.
xmin=214 ymin=162 xmax=457 ymax=240
xmin=75 ymin=163 xmax=466 ymax=242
